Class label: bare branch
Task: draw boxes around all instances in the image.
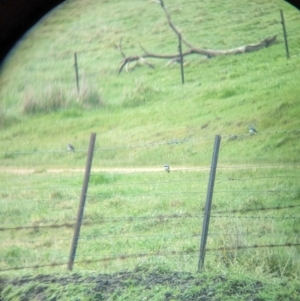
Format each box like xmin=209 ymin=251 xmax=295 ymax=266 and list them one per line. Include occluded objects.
xmin=188 ymin=35 xmax=277 ymax=57
xmin=159 ymin=0 xmax=182 ymax=39
xmin=116 ymin=1 xmax=277 ymax=73
xmin=114 ymin=38 xmax=126 ymax=58
xmin=139 ymin=44 xmax=149 ymax=55
xmin=149 ymin=0 xmax=160 ymax=4
xmin=118 ymin=56 xmax=141 ymax=74
xmin=139 ymin=58 xmax=155 ymax=69
xmin=117 ymin=35 xmax=277 ymax=73
xmin=115 ymin=39 xmax=154 ymax=73
xmin=165 ymin=57 xmax=181 ymax=66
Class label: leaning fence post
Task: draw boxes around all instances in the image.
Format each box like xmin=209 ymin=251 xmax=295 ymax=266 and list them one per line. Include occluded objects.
xmin=74 ymin=52 xmax=80 ymax=93
xmin=67 ymin=133 xmax=96 ymax=271
xmin=198 ymin=135 xmax=221 ymax=272
xmin=178 ymin=34 xmax=185 ymax=84
xmin=280 ymin=10 xmax=290 ymax=59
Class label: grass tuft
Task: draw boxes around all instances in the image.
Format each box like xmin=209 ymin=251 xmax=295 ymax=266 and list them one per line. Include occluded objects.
xmin=21 ymin=87 xmax=67 ymax=115
xmin=78 ymin=81 xmax=104 ymax=109
xmin=0 ymin=103 xmax=19 ymax=127
xmin=21 ymin=84 xmax=104 ymax=115
xmin=122 ymin=80 xmax=160 ymax=108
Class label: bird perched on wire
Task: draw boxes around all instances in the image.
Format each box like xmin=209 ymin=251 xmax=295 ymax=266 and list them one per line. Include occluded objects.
xmin=248 ymin=126 xmax=258 ymax=135
xmin=67 ymin=143 xmax=75 ymax=152
xmin=164 ymin=164 xmax=170 ymax=173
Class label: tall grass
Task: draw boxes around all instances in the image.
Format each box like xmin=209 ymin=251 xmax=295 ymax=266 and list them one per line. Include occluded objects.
xmin=21 ymin=83 xmax=103 ymax=115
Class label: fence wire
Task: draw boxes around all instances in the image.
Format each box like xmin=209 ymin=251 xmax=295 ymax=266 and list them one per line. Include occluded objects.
xmin=1 ymin=243 xmax=300 ymax=272
xmin=0 ymin=130 xmax=299 ymax=274
xmin=1 ymin=128 xmax=300 ymax=155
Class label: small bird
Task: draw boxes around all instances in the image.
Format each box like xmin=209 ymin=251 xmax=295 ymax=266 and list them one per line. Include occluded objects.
xmin=67 ymin=143 xmax=75 ymax=152
xmin=164 ymin=164 xmax=170 ymax=173
xmin=248 ymin=126 xmax=258 ymax=135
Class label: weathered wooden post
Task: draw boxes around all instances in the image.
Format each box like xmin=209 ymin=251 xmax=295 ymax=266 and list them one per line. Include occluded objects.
xmin=178 ymin=34 xmax=185 ymax=84
xmin=68 ymin=133 xmax=96 ymax=271
xmin=74 ymin=52 xmax=80 ymax=93
xmin=198 ymin=135 xmax=221 ymax=272
xmin=280 ymin=10 xmax=290 ymax=59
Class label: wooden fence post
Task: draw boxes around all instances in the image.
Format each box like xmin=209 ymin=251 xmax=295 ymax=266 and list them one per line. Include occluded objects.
xmin=198 ymin=135 xmax=221 ymax=272
xmin=74 ymin=52 xmax=80 ymax=93
xmin=67 ymin=133 xmax=96 ymax=271
xmin=280 ymin=10 xmax=290 ymax=59
xmin=178 ymin=35 xmax=185 ymax=84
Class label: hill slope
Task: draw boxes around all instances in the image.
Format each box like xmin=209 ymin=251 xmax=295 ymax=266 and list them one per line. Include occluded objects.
xmin=0 ymin=1 xmax=300 ymax=300
xmin=0 ymin=0 xmax=299 ymax=167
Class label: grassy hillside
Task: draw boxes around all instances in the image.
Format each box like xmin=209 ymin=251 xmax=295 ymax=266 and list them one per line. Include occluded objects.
xmin=0 ymin=0 xmax=300 ymax=300
xmin=0 ymin=0 xmax=300 ymax=167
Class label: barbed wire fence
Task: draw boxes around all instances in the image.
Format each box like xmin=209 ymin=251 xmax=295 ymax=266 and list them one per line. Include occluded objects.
xmin=0 ymin=130 xmax=299 ymax=275
xmin=57 ymin=7 xmax=295 ymax=94
xmin=1 ymin=6 xmax=298 ymax=98
xmin=0 ymin=0 xmax=299 ymax=275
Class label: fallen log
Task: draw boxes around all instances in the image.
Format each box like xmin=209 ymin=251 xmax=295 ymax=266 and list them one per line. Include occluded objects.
xmin=116 ymin=0 xmax=277 ymax=73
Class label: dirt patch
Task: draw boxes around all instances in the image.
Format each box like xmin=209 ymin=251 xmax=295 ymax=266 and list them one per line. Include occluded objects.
xmin=2 ymin=267 xmax=293 ymax=301
xmin=0 ymin=166 xmax=210 ymax=175
xmin=1 ymin=164 xmax=296 ymax=175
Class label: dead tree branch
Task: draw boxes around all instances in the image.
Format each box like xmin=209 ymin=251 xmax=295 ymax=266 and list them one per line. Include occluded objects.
xmin=115 ymin=39 xmax=155 ymax=73
xmin=116 ymin=0 xmax=277 ymax=73
xmin=157 ymin=0 xmax=193 ymax=51
xmin=159 ymin=0 xmax=182 ymax=39
xmin=182 ymin=35 xmax=277 ymax=58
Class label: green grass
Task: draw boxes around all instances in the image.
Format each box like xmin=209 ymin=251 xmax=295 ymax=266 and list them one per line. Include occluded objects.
xmin=0 ymin=0 xmax=299 ymax=167
xmin=0 ymin=0 xmax=300 ymax=299
xmin=1 ymin=266 xmax=300 ymax=301
xmin=0 ymin=165 xmax=299 ymax=278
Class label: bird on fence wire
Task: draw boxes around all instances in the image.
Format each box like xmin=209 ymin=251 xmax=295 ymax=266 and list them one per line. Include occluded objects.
xmin=248 ymin=126 xmax=258 ymax=135
xmin=67 ymin=143 xmax=75 ymax=152
xmin=164 ymin=164 xmax=170 ymax=173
